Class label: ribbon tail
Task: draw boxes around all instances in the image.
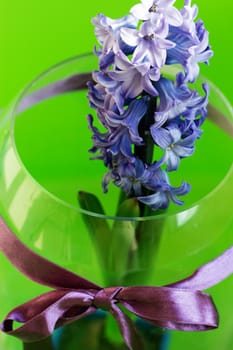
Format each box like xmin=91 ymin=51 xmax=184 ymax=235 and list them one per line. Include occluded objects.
xmin=0 ymin=217 xmax=100 ymax=290
xmin=207 ymin=105 xmax=233 ymax=138
xmin=18 ymin=71 xmax=92 ymax=113
xmin=110 ymin=303 xmax=145 ymax=350
xmin=170 ymin=245 xmax=233 ymax=290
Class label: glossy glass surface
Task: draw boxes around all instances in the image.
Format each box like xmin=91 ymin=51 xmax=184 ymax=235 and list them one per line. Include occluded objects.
xmin=0 ymin=55 xmax=232 ymax=349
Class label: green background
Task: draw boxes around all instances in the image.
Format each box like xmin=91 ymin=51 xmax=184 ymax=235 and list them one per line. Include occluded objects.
xmin=0 ymin=1 xmax=233 ymax=350
xmin=0 ymin=0 xmax=232 ymax=108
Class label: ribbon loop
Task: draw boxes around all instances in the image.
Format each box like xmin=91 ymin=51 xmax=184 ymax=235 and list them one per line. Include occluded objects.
xmin=118 ymin=286 xmax=219 ymax=331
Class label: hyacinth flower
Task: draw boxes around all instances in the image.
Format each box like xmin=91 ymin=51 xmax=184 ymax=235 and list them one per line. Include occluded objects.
xmin=78 ymin=0 xmax=213 ymax=287
xmin=76 ymin=3 xmax=213 ymax=346
xmin=76 ymin=0 xmax=213 ymax=287
xmin=130 ymin=0 xmax=183 ymax=27
xmin=86 ymin=0 xmax=213 ymax=214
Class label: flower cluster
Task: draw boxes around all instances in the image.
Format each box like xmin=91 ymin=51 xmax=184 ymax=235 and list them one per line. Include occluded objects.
xmin=87 ymin=0 xmax=213 ymax=211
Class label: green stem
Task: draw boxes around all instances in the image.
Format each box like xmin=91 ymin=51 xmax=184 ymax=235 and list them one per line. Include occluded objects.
xmin=134 ymin=96 xmax=157 ymax=217
xmin=134 ymin=96 xmax=156 ymax=166
xmin=23 ymin=337 xmax=54 ymax=350
xmin=132 ymin=96 xmax=166 ymax=283
xmin=77 ymin=191 xmax=111 ymax=284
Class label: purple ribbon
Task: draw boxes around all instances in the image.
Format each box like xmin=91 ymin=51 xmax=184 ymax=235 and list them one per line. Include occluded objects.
xmin=0 ymin=218 xmax=233 ymax=349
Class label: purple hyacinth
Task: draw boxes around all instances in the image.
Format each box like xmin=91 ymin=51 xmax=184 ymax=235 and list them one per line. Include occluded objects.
xmin=130 ymin=0 xmax=183 ymax=27
xmin=87 ymin=0 xmax=213 ymax=211
xmin=108 ymin=53 xmax=160 ymax=99
xmin=121 ymin=20 xmax=175 ymax=68
xmin=92 ymin=13 xmax=138 ymax=54
xmin=88 ymin=98 xmax=148 ymax=160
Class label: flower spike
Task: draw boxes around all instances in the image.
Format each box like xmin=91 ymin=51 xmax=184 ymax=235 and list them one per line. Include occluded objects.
xmin=88 ymin=0 xmax=213 ymax=211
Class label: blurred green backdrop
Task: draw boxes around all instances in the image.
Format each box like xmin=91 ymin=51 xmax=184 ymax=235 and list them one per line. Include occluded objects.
xmin=0 ymin=0 xmax=232 ymax=107
xmin=0 ymin=1 xmax=233 ymax=350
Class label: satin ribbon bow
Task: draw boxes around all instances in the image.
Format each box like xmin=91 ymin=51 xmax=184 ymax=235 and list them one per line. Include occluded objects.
xmin=0 ymin=218 xmax=233 ymax=350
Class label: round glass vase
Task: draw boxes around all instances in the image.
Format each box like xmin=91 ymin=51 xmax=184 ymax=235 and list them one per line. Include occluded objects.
xmin=0 ymin=54 xmax=232 ymax=350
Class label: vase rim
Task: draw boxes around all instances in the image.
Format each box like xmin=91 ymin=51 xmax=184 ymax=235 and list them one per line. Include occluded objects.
xmin=7 ymin=54 xmax=233 ymax=222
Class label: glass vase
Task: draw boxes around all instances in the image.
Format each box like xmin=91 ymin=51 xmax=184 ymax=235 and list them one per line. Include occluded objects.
xmin=0 ymin=54 xmax=232 ymax=350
